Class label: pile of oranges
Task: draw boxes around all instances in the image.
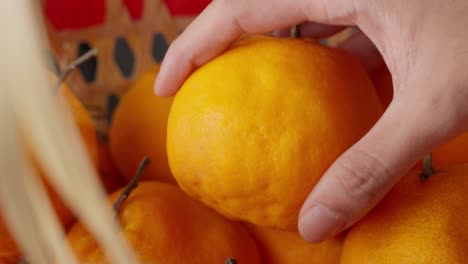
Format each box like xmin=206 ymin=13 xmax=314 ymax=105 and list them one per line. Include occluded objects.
xmin=2 ymin=36 xmax=468 ymax=263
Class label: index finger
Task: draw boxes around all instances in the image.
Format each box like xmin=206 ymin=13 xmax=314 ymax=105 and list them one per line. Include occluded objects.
xmin=154 ymin=0 xmax=307 ymax=96
xmin=154 ymin=0 xmax=356 ymax=96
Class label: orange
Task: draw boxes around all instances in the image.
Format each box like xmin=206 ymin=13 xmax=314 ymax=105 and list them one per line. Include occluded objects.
xmin=109 ymin=66 xmax=174 ymax=183
xmin=59 ymin=84 xmax=124 ymax=193
xmin=48 ymin=82 xmax=100 ymax=228
xmin=56 ymin=84 xmax=99 ymax=167
xmin=0 ymin=80 xmax=99 ymax=262
xmin=67 ymin=182 xmax=262 ymax=264
xmin=431 ymin=133 xmax=468 ymax=169
xmin=167 ymin=36 xmax=383 ymax=230
xmin=96 ymin=139 xmax=125 ymax=194
xmin=371 ymin=66 xmax=393 ymax=108
xmin=340 ymin=164 xmax=468 ymax=263
xmin=0 ymin=218 xmax=21 ymax=264
xmin=246 ymin=223 xmax=344 ymax=263
xmin=414 ymin=131 xmax=468 ymax=171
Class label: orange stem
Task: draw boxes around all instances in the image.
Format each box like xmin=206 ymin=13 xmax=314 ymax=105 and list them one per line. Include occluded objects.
xmin=113 ymin=157 xmax=150 ymax=218
xmin=420 ymin=153 xmax=435 ymax=182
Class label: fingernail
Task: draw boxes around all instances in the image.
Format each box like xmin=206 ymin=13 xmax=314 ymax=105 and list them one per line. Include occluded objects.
xmin=298 ymin=204 xmax=345 ymax=243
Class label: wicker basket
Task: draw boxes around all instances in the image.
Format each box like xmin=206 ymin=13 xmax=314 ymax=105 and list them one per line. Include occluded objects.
xmin=43 ymin=0 xmax=179 ymax=136
xmin=42 ymin=0 xmax=354 ymax=136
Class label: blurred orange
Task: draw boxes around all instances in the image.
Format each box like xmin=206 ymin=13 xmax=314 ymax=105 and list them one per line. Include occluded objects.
xmin=246 ymin=223 xmax=344 ymax=263
xmin=109 ymin=66 xmax=175 ymax=183
xmin=0 ymin=80 xmax=100 ymax=262
xmin=68 ymin=182 xmax=262 ymax=264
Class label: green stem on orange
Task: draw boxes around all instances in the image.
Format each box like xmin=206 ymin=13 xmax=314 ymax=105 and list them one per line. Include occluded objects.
xmin=225 ymin=258 xmax=238 ymax=264
xmin=420 ymin=153 xmax=436 ymax=182
xmin=113 ymin=156 xmax=150 ymax=220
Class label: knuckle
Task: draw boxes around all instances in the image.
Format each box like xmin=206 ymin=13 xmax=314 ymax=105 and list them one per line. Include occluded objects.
xmin=334 ymin=148 xmax=392 ymax=203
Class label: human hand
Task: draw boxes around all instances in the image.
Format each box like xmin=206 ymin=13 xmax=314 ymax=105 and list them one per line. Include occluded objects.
xmin=154 ymin=0 xmax=468 ymax=243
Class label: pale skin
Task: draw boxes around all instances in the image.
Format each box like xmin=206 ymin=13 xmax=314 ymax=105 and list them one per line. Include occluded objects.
xmin=154 ymin=0 xmax=468 ymax=243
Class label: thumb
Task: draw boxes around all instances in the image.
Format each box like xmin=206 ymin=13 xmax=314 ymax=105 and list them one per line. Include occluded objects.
xmin=298 ymin=91 xmax=463 ymax=243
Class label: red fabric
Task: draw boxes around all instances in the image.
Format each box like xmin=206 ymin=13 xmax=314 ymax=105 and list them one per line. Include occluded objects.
xmin=44 ymin=0 xmax=106 ymax=30
xmin=164 ymin=0 xmax=211 ymax=16
xmin=123 ymin=0 xmax=144 ymax=20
